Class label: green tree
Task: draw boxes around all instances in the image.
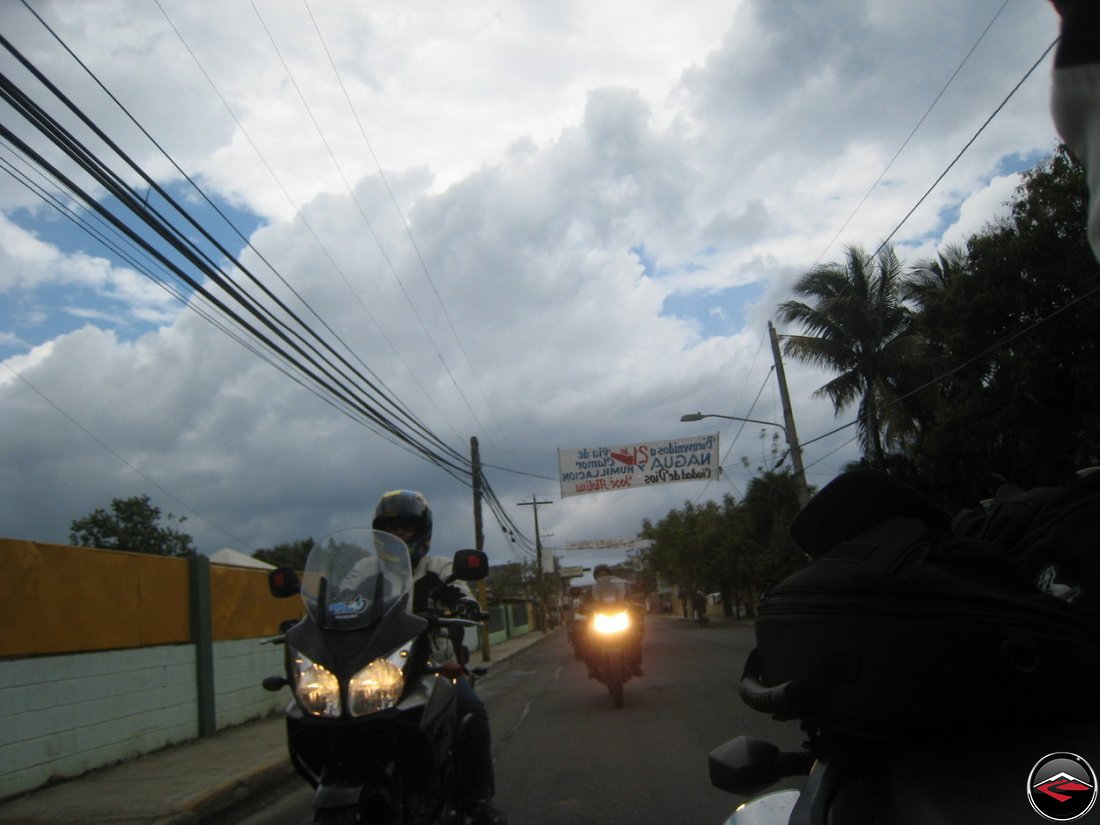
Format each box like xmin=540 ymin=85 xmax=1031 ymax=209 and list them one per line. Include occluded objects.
xmin=903 ymin=243 xmax=967 ymax=314
xmin=253 ymin=538 xmax=315 ymax=570
xmin=778 ymin=245 xmax=926 ymax=466
xmin=738 ymin=469 xmax=805 ymax=585
xmin=640 ymin=501 xmax=717 ymax=595
xmin=639 ymin=468 xmax=806 ymax=618
xmin=70 ymin=494 xmax=195 ymax=557
xmin=486 ymin=561 xmax=533 ymax=601
xmin=904 ymin=146 xmax=1100 ymax=507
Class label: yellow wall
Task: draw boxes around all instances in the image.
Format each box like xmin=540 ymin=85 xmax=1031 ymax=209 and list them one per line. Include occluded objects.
xmin=210 ymin=561 xmax=300 ymax=640
xmin=0 ymin=539 xmax=302 ymax=658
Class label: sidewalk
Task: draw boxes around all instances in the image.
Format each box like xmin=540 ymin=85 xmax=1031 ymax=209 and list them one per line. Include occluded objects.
xmin=0 ymin=629 xmax=558 ymax=825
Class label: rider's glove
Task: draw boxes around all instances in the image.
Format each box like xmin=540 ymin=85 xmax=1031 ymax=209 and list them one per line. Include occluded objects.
xmin=435 ymin=584 xmax=465 ymax=610
xmin=455 ymin=598 xmax=482 ymax=620
xmin=438 ymin=661 xmax=466 ymax=681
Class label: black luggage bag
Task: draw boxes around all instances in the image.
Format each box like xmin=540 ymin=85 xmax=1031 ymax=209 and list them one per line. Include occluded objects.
xmin=740 ymin=469 xmax=1100 ymax=740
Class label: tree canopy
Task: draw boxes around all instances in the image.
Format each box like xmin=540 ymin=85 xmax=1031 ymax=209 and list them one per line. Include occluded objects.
xmin=640 ymin=470 xmax=804 ymax=615
xmin=777 ymin=146 xmax=1099 ymax=509
xmin=639 ymin=145 xmax=1099 ymax=605
xmin=69 ymin=494 xmax=195 ymax=557
xmin=253 ymin=538 xmax=315 ymax=570
xmin=904 ymin=146 xmax=1100 ymax=507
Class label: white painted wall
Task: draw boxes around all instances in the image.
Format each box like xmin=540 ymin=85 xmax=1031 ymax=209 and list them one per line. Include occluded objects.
xmin=0 ymin=639 xmax=286 ymax=800
xmin=212 ymin=638 xmax=288 ymax=729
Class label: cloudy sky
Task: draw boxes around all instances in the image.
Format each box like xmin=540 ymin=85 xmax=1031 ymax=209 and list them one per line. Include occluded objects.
xmin=0 ymin=0 xmax=1064 ymax=572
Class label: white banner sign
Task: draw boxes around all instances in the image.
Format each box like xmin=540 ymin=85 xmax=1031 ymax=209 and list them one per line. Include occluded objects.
xmin=558 ymin=434 xmax=719 ymax=498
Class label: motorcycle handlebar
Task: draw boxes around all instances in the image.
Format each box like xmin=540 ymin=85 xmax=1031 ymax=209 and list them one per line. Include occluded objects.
xmin=431 ymin=614 xmax=488 ymax=628
xmin=738 ymin=672 xmax=804 ymax=717
xmin=739 ymin=648 xmax=835 ymax=720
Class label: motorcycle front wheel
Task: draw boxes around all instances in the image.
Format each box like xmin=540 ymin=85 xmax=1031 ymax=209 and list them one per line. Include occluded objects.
xmin=604 ymin=650 xmax=626 ymax=709
xmin=611 ymin=678 xmax=624 ymax=708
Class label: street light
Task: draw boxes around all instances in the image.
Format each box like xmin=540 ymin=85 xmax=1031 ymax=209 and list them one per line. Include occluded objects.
xmin=680 ymin=412 xmax=788 ymax=434
xmin=680 ymin=411 xmax=810 ymax=507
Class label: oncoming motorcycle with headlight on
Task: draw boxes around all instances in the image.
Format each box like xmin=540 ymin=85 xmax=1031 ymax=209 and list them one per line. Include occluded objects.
xmin=582 ymin=569 xmax=644 ymax=709
xmin=262 ymin=528 xmax=490 ymax=824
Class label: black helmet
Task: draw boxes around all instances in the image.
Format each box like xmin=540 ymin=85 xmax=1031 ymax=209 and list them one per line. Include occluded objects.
xmin=373 ymin=490 xmax=432 ymax=566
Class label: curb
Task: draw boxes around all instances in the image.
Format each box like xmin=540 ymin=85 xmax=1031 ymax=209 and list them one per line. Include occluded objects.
xmin=182 ymin=757 xmax=296 ymax=825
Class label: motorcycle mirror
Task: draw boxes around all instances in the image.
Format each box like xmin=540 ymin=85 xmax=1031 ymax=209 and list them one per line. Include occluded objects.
xmin=709 ymin=736 xmax=814 ymax=796
xmin=268 ymin=566 xmax=301 ymax=598
xmin=451 ymin=549 xmax=489 ymax=582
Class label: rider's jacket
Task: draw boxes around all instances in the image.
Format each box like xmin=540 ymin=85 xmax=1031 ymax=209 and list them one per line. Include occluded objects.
xmin=413 ymin=554 xmax=474 ymax=664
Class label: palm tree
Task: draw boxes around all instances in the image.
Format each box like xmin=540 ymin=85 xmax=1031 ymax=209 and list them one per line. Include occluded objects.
xmin=777 ymin=244 xmax=924 ymax=466
xmin=897 ymin=244 xmax=970 ymax=426
xmin=902 ymin=243 xmax=967 ymax=312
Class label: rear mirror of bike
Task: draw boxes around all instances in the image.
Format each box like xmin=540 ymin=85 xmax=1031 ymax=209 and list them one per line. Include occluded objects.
xmin=268 ymin=566 xmax=301 ymax=598
xmin=709 ymin=736 xmax=813 ymax=796
xmin=452 ymin=549 xmax=489 ymax=582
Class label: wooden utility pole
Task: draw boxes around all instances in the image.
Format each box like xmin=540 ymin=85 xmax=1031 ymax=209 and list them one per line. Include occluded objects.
xmin=470 ymin=437 xmax=491 ymax=661
xmin=517 ymin=495 xmax=553 ymax=632
xmin=768 ymin=321 xmax=811 ymax=508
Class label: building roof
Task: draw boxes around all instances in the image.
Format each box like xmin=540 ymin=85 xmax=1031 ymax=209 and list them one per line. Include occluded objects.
xmin=208 ymin=548 xmax=275 ymax=569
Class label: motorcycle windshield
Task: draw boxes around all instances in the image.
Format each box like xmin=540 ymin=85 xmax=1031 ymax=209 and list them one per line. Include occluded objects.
xmin=592 ymin=578 xmax=627 ymax=603
xmin=299 ymin=528 xmax=414 ymax=631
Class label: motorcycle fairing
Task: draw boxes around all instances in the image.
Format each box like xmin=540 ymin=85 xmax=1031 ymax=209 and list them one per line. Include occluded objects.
xmin=286 ymin=694 xmax=454 ymax=797
xmin=286 ymin=598 xmax=428 ymax=687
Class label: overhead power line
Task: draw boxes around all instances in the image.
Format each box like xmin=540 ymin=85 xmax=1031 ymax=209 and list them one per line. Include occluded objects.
xmin=251 ymin=0 xmax=511 ymax=455
xmin=11 ymin=5 xmax=464 ymax=467
xmin=872 ymin=36 xmax=1060 ymax=258
xmin=788 ymin=35 xmax=1064 ymax=463
xmin=149 ymin=1 xmax=470 ymax=452
xmin=0 ymin=25 xmax=471 ymax=480
xmin=814 ymin=0 xmax=1014 ymax=268
xmin=2 ymin=4 xmax=543 ymax=548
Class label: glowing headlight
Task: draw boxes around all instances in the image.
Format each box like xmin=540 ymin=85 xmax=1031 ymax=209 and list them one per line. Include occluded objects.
xmin=292 ymin=653 xmax=341 ymax=717
xmin=593 ymin=610 xmax=630 ymax=634
xmin=348 ymin=643 xmax=410 ymax=717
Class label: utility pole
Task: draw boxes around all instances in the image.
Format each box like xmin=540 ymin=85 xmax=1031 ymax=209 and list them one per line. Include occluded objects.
xmin=470 ymin=437 xmax=491 ymax=661
xmin=517 ymin=495 xmax=553 ymax=633
xmin=768 ymin=321 xmax=811 ymax=508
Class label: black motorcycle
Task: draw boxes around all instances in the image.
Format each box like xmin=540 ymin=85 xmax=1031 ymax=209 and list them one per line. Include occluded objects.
xmin=709 ymin=466 xmax=1100 ymax=824
xmin=583 ymin=577 xmax=641 ymax=709
xmin=263 ymin=528 xmax=490 ymax=824
xmin=711 ymin=723 xmax=1100 ymax=824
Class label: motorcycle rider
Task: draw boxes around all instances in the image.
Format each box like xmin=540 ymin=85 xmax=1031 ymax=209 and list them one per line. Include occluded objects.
xmin=582 ymin=563 xmax=645 ymax=677
xmin=372 ymin=490 xmax=507 ymax=825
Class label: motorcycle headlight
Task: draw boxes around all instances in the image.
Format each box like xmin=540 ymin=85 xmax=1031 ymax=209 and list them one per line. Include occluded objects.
xmin=291 ymin=652 xmax=341 ymax=718
xmin=593 ymin=610 xmax=630 ymax=634
xmin=348 ymin=642 xmax=411 ymax=717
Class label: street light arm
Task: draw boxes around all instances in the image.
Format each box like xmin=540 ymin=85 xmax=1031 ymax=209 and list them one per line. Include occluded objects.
xmin=679 ymin=411 xmax=787 ymax=436
xmin=680 ymin=408 xmax=810 ymax=508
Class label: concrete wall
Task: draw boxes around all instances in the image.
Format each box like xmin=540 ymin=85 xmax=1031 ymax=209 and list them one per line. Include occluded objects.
xmin=0 ymin=538 xmax=300 ymax=801
xmin=2 ymin=645 xmax=198 ymax=796
xmin=213 ymin=638 xmax=288 ymax=729
xmin=0 ymin=538 xmax=531 ymax=801
xmin=0 ymin=640 xmax=290 ymax=798
xmin=486 ymin=602 xmax=531 ymax=646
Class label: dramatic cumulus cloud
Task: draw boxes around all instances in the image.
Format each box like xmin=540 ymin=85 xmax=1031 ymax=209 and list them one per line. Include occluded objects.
xmin=0 ymin=0 xmax=1063 ymax=566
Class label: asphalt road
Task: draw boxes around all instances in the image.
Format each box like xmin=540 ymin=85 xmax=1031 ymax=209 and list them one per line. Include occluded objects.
xmin=486 ymin=616 xmax=804 ymax=825
xmin=221 ymin=616 xmax=805 ymax=825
